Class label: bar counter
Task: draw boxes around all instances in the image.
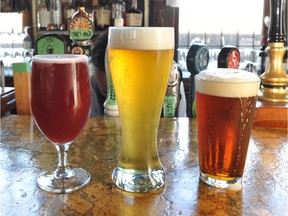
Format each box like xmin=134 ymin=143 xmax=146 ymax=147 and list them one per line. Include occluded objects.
xmin=0 ymin=115 xmax=287 ymax=215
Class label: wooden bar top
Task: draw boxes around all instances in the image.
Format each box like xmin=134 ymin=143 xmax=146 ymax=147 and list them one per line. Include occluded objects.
xmin=253 ymin=100 xmax=288 ymax=128
xmin=0 ymin=116 xmax=287 ymax=215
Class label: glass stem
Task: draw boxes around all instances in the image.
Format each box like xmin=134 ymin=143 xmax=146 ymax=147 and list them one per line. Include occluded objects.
xmin=54 ymin=143 xmax=74 ymax=179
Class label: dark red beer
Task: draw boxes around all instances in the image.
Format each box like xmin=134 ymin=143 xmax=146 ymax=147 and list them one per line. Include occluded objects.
xmin=31 ymin=55 xmax=91 ymax=144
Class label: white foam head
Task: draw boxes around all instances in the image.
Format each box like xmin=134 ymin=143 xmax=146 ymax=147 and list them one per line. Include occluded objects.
xmin=32 ymin=54 xmax=88 ymax=64
xmin=108 ymin=27 xmax=174 ymax=50
xmin=195 ymin=68 xmax=260 ymax=97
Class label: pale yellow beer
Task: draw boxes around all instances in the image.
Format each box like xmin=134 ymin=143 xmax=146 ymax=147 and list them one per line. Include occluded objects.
xmin=109 ymin=49 xmax=174 ymax=168
xmin=108 ymin=27 xmax=174 ymax=192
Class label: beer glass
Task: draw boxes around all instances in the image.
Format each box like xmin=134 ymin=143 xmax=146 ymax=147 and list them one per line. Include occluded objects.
xmin=31 ymin=54 xmax=91 ymax=193
xmin=108 ymin=27 xmax=174 ymax=192
xmin=195 ymin=69 xmax=260 ymax=188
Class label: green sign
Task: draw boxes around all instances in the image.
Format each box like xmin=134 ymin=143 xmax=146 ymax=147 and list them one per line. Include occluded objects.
xmin=69 ymin=29 xmax=93 ymax=40
xmin=36 ymin=34 xmax=66 ymax=55
xmin=108 ymin=77 xmax=117 ymax=106
xmin=163 ymin=96 xmax=176 ymax=117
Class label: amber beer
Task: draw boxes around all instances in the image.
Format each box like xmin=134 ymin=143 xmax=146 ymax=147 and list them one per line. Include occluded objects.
xmin=108 ymin=27 xmax=174 ymax=192
xmin=195 ymin=69 xmax=260 ymax=188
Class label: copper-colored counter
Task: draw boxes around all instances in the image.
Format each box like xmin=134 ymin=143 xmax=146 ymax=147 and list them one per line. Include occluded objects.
xmin=0 ymin=115 xmax=287 ymax=215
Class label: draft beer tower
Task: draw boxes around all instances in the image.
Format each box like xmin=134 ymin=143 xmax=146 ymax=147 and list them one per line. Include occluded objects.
xmin=258 ymin=0 xmax=287 ymax=102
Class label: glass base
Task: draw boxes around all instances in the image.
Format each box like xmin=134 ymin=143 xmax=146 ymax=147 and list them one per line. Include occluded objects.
xmin=37 ymin=167 xmax=91 ymax=193
xmin=112 ymin=166 xmax=166 ymax=193
xmin=200 ymin=171 xmax=243 ymax=190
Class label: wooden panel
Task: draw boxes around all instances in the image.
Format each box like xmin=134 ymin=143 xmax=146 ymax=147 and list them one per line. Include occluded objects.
xmin=253 ymin=100 xmax=288 ymax=128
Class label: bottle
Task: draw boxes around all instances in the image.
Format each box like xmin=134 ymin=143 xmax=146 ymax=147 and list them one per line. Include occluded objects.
xmin=63 ymin=0 xmax=76 ymax=30
xmin=49 ymin=0 xmax=62 ymax=30
xmin=94 ymin=0 xmax=111 ymax=30
xmin=75 ymin=0 xmax=87 ymax=8
xmin=21 ymin=26 xmax=32 ymax=50
xmin=153 ymin=0 xmax=165 ymax=26
xmin=91 ymin=0 xmax=99 ymax=29
xmin=37 ymin=0 xmax=50 ymax=30
xmin=162 ymin=62 xmax=182 ymax=117
xmin=126 ymin=0 xmax=143 ymax=27
xmin=111 ymin=0 xmax=125 ymax=25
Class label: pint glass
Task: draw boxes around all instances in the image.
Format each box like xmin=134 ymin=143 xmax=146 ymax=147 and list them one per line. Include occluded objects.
xmin=195 ymin=69 xmax=260 ymax=188
xmin=108 ymin=27 xmax=174 ymax=192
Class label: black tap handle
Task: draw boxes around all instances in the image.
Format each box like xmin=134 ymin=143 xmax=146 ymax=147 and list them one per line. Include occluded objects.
xmin=268 ymin=0 xmax=286 ymax=42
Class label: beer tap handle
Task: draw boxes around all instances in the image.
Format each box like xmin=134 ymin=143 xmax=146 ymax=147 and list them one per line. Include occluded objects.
xmin=186 ymin=43 xmax=210 ymax=75
xmin=217 ymin=45 xmax=240 ymax=69
xmin=186 ymin=43 xmax=210 ymax=117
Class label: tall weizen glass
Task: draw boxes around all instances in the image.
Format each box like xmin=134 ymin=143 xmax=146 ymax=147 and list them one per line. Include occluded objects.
xmin=108 ymin=27 xmax=174 ymax=192
xmin=195 ymin=69 xmax=260 ymax=189
xmin=31 ymin=54 xmax=91 ymax=193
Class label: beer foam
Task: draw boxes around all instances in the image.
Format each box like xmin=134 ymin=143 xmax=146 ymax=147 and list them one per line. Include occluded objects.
xmin=32 ymin=54 xmax=88 ymax=63
xmin=108 ymin=27 xmax=174 ymax=50
xmin=195 ymin=69 xmax=260 ymax=97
